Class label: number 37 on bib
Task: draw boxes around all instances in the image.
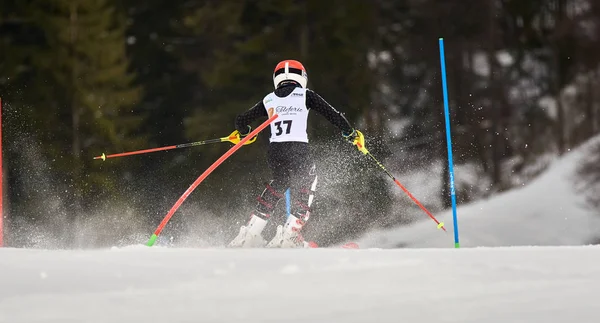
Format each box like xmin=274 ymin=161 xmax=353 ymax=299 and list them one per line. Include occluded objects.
xmin=264 ymin=87 xmax=309 ymax=143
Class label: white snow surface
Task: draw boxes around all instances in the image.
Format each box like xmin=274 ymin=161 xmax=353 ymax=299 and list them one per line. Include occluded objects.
xmin=357 ymin=136 xmax=600 ymax=249
xmin=2 ymin=131 xmax=600 ymax=323
xmin=1 ymin=245 xmax=600 ymax=323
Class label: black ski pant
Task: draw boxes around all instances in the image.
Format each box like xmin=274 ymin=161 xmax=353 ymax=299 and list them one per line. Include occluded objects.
xmin=254 ymin=142 xmax=317 ymax=223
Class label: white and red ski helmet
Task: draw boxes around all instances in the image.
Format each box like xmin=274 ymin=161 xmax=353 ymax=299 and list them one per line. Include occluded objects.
xmin=273 ymin=59 xmax=308 ymax=89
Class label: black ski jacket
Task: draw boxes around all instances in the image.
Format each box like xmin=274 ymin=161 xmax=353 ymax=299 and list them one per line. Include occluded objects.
xmin=235 ymin=83 xmax=354 ymax=136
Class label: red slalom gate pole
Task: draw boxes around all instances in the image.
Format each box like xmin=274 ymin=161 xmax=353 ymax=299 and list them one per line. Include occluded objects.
xmin=146 ymin=114 xmax=278 ymax=246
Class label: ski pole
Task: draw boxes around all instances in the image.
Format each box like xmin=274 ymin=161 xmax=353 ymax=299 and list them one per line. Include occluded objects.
xmin=146 ymin=114 xmax=278 ymax=247
xmin=354 ymin=139 xmax=447 ymax=232
xmin=93 ymin=130 xmax=257 ymax=161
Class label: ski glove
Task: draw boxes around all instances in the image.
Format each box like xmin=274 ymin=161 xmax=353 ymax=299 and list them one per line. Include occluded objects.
xmin=228 ymin=127 xmax=257 ymax=145
xmin=342 ymin=129 xmax=368 ymax=154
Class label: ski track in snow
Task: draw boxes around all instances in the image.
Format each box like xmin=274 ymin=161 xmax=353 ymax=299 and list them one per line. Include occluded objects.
xmin=1 ymin=246 xmax=599 ymax=323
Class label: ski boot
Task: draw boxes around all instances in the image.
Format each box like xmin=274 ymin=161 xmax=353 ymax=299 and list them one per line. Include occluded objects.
xmin=228 ymin=214 xmax=268 ymax=248
xmin=266 ymin=215 xmax=313 ymax=248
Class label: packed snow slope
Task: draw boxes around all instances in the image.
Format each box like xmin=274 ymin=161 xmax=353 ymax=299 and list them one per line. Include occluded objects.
xmin=3 ymin=139 xmax=600 ymax=323
xmin=358 ymin=136 xmax=600 ymax=248
xmin=1 ymin=245 xmax=599 ymax=323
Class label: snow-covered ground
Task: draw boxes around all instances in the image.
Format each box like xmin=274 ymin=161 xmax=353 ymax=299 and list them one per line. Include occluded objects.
xmin=1 ymin=245 xmax=599 ymax=323
xmin=2 ymin=129 xmax=600 ymax=323
xmin=357 ymin=136 xmax=600 ymax=248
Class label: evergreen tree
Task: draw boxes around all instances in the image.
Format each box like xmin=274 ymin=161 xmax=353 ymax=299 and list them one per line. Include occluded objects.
xmin=30 ymin=0 xmax=145 ymax=211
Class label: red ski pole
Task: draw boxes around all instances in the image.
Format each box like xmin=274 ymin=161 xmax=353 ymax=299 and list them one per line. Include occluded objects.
xmin=146 ymin=114 xmax=278 ymax=246
xmin=353 ymin=138 xmax=446 ymax=232
xmin=93 ymin=130 xmax=257 ymax=161
xmin=369 ymin=152 xmax=446 ymax=232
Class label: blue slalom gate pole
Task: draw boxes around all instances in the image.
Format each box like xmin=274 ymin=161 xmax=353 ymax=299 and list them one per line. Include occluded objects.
xmin=438 ymin=38 xmax=460 ymax=248
xmin=285 ymin=188 xmax=291 ymax=218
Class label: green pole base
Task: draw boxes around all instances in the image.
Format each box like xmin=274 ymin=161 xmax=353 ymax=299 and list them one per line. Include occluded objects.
xmin=146 ymin=234 xmax=158 ymax=247
xmin=454 ymin=242 xmax=460 ymax=248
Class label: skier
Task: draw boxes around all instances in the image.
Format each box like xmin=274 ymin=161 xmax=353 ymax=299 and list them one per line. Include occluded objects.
xmin=228 ymin=59 xmax=366 ymax=248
